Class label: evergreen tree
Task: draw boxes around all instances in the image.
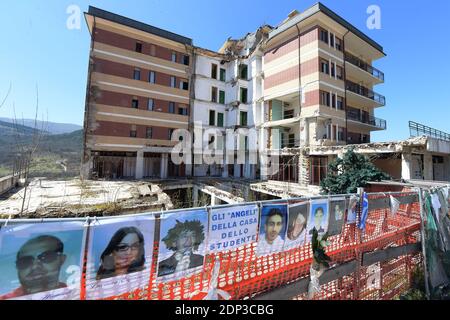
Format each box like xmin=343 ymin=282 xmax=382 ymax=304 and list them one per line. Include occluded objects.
xmin=320 ymin=149 xmax=390 ymax=194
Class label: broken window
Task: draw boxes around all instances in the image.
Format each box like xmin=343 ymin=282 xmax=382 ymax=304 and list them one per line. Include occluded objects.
xmin=219 ymin=90 xmax=225 ymax=104
xmin=209 ymin=110 xmax=216 ymax=126
xmin=211 ymin=87 xmax=218 ymax=103
xmin=240 ymin=87 xmax=248 ymax=104
xmin=240 ymin=111 xmax=248 ymax=126
xmin=211 ymin=64 xmax=218 ymax=79
xmin=146 ymin=127 xmax=152 ymax=139
xmin=132 ymin=98 xmax=139 ymax=109
xmin=220 ymin=68 xmax=226 ymax=81
xmin=239 ymin=64 xmax=248 ymax=80
xmin=180 ymin=80 xmax=189 ymax=91
xmin=183 ymin=55 xmax=190 ymax=66
xmin=135 ymin=42 xmax=142 ymax=53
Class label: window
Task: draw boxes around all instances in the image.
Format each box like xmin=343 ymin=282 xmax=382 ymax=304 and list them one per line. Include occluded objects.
xmin=211 ymin=87 xmax=218 ymax=103
xmin=332 ymin=94 xmax=336 ymax=108
xmin=331 ymin=63 xmax=336 ymax=77
xmin=240 ymin=87 xmax=248 ymax=104
xmin=146 ymin=127 xmax=152 ymax=139
xmin=330 ymin=33 xmax=335 ymax=47
xmin=147 ymin=98 xmax=154 ymax=111
xmin=320 ymin=59 xmax=329 ymax=74
xmin=219 ymin=90 xmax=225 ymax=104
xmin=240 ymin=111 xmax=248 ymax=126
xmin=211 ymin=64 xmax=218 ymax=79
xmin=220 ymin=68 xmax=226 ymax=82
xmin=320 ymin=29 xmax=329 ymax=44
xmin=130 ymin=130 xmax=137 ymax=138
xmin=320 ymin=91 xmax=330 ymax=106
xmin=150 ymin=44 xmax=156 ymax=56
xmin=217 ymin=112 xmax=224 ymax=127
xmin=168 ymin=129 xmax=174 ymax=140
xmin=135 ymin=42 xmax=142 ymax=53
xmin=180 ymin=80 xmax=189 ymax=91
xmin=310 ymin=156 xmax=328 ymax=185
xmin=336 ymin=65 xmax=343 ymax=80
xmin=169 ymin=102 xmax=176 ymax=113
xmin=133 ymin=68 xmax=141 ymax=80
xmin=171 ymin=52 xmax=177 ymax=63
xmin=149 ymin=71 xmax=156 ymax=84
xmin=239 ymin=64 xmax=248 ymax=80
xmin=209 ymin=110 xmax=216 ymax=126
xmin=337 ymin=96 xmax=345 ymax=110
xmin=183 ymin=55 xmax=190 ymax=66
xmin=338 ymin=127 xmax=345 ymax=141
xmin=335 ymin=37 xmax=342 ymax=51
xmin=170 ymin=76 xmax=176 ymax=88
xmin=132 ymin=98 xmax=139 ymax=109
xmin=178 ymin=107 xmax=188 ymax=116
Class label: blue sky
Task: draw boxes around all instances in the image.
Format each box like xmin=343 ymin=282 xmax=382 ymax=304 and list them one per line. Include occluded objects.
xmin=0 ymin=0 xmax=449 ymax=141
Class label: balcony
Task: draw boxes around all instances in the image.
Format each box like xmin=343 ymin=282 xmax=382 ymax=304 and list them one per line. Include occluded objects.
xmin=346 ymin=80 xmax=385 ymax=106
xmin=345 ymin=52 xmax=384 ymax=82
xmin=347 ymin=109 xmax=387 ymax=130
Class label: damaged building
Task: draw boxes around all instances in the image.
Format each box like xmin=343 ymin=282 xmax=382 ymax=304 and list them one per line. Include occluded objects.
xmin=80 ymin=3 xmax=449 ymax=190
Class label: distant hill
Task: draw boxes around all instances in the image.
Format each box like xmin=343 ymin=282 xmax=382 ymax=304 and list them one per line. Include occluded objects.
xmin=0 ymin=128 xmax=83 ymax=179
xmin=0 ymin=117 xmax=82 ymax=135
xmin=0 ymin=119 xmax=46 ymax=136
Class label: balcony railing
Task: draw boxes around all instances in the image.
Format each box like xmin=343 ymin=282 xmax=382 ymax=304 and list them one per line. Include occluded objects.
xmin=345 ymin=52 xmax=384 ymax=82
xmin=346 ymin=80 xmax=386 ymax=106
xmin=347 ymin=110 xmax=387 ymax=129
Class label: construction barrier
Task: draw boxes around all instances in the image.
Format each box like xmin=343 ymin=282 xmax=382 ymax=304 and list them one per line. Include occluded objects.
xmin=1 ymin=187 xmax=447 ymax=301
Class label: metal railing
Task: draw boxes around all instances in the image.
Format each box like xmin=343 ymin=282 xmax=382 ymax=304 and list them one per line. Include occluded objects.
xmin=345 ymin=51 xmax=384 ymax=82
xmin=409 ymin=121 xmax=450 ymax=141
xmin=346 ymin=80 xmax=386 ymax=106
xmin=347 ymin=110 xmax=387 ymax=129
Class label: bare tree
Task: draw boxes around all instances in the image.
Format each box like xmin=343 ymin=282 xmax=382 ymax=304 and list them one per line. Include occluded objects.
xmin=11 ymin=86 xmax=48 ymax=215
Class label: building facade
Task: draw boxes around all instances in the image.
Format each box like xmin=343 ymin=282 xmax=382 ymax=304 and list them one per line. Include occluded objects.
xmin=82 ymin=7 xmax=192 ymax=179
xmin=81 ymin=3 xmax=397 ymax=185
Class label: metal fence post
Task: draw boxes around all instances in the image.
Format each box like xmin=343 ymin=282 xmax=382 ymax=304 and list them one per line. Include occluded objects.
xmin=416 ymin=187 xmax=430 ymax=300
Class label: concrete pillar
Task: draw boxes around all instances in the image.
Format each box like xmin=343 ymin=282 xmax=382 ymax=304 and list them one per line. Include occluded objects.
xmin=423 ymin=153 xmax=433 ymax=181
xmin=211 ymin=194 xmax=217 ymax=206
xmin=193 ymin=185 xmax=199 ymax=207
xmin=401 ymin=152 xmax=412 ymax=180
xmin=222 ymin=163 xmax=229 ymax=178
xmin=135 ymin=151 xmax=144 ymax=179
xmin=160 ymin=153 xmax=168 ymax=179
xmin=444 ymin=156 xmax=450 ymax=182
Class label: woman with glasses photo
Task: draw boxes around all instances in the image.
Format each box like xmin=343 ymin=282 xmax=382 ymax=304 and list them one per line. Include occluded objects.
xmin=96 ymin=227 xmax=145 ymax=280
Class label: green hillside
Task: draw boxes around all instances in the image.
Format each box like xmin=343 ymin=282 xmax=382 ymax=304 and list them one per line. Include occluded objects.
xmin=0 ymin=129 xmax=83 ymax=179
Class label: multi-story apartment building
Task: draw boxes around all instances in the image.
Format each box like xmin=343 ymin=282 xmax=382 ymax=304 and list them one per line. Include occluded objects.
xmin=81 ymin=7 xmax=192 ymax=180
xmin=81 ymin=3 xmax=387 ymax=187
xmin=260 ymin=3 xmax=386 ymax=186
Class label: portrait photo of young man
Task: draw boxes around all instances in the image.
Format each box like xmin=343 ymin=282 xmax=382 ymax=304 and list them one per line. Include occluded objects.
xmin=257 ymin=204 xmax=288 ymax=256
xmin=306 ymin=200 xmax=329 ymax=241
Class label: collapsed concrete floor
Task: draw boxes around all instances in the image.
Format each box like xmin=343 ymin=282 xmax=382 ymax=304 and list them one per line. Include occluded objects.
xmin=0 ymin=177 xmax=322 ymax=218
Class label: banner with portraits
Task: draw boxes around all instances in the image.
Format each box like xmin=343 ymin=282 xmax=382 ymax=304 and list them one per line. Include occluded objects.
xmin=328 ymin=197 xmax=347 ymax=236
xmin=157 ymin=209 xmax=208 ymax=282
xmin=0 ymin=221 xmax=86 ymax=300
xmin=346 ymin=195 xmax=359 ymax=224
xmin=208 ymin=204 xmax=259 ymax=253
xmin=284 ymin=201 xmax=309 ymax=250
xmin=85 ymin=216 xmax=155 ymax=300
xmin=256 ymin=203 xmax=288 ymax=256
xmin=306 ymin=199 xmax=329 ymax=241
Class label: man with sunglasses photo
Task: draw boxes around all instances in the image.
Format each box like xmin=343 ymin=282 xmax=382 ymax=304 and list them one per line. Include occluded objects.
xmin=0 ymin=235 xmax=67 ymax=299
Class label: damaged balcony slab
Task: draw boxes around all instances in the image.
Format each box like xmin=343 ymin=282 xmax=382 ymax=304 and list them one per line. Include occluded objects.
xmin=0 ymin=178 xmax=173 ymax=218
xmin=250 ymin=180 xmax=319 ymax=199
